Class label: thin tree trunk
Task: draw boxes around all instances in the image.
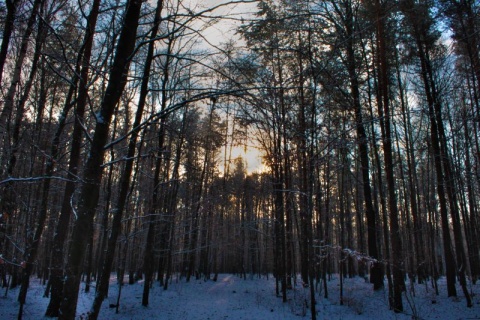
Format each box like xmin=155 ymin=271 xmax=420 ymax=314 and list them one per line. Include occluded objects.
xmin=399 ymin=0 xmax=458 ymax=298
xmin=463 ymin=111 xmax=480 ymax=283
xmin=89 ymin=1 xmax=163 ymax=317
xmin=373 ymin=1 xmax=405 ymax=310
xmin=0 ymin=0 xmax=20 ymax=87
xmin=45 ymin=1 xmax=102 ymax=316
xmin=0 ymin=0 xmax=42 ymax=141
xmin=16 ymin=3 xmax=50 ymax=315
xmin=142 ymin=49 xmax=174 ymax=309
xmin=344 ymin=2 xmax=383 ymax=289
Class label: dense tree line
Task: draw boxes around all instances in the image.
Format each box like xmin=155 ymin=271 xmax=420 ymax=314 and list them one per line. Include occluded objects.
xmin=0 ymin=0 xmax=478 ymax=319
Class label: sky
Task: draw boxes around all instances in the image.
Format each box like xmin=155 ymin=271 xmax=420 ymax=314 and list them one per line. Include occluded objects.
xmin=230 ymin=145 xmax=265 ymax=173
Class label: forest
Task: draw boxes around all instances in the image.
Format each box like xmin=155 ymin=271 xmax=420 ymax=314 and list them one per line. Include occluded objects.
xmin=0 ymin=0 xmax=479 ymax=319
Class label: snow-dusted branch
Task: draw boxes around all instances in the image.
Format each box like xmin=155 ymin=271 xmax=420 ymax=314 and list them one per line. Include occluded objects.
xmin=0 ymin=254 xmax=24 ymax=268
xmin=70 ymin=194 xmax=78 ymax=220
xmin=313 ymin=243 xmax=379 ymax=264
xmin=3 ymin=235 xmax=25 ymax=255
xmin=0 ymin=176 xmax=76 ymax=186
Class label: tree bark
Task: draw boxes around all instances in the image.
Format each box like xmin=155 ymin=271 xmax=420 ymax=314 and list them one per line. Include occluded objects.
xmin=58 ymin=1 xmax=143 ymax=318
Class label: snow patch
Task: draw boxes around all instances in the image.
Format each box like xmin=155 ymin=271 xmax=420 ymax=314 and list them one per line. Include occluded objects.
xmin=1 ymin=274 xmax=478 ymax=319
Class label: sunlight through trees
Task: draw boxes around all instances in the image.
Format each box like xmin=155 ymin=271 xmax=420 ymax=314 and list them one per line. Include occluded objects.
xmin=0 ymin=0 xmax=479 ymax=319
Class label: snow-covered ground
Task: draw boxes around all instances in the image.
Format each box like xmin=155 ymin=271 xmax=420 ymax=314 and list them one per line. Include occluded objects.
xmin=1 ymin=274 xmax=479 ymax=319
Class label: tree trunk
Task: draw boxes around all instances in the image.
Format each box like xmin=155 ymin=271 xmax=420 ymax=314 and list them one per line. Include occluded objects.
xmin=58 ymin=1 xmax=143 ymax=318
xmin=373 ymin=0 xmax=404 ymax=311
xmin=0 ymin=0 xmax=20 ymax=87
xmin=344 ymin=1 xmax=383 ymax=289
xmin=89 ymin=1 xmax=163 ymax=317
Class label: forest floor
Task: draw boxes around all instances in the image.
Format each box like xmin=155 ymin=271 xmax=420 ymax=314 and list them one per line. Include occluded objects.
xmin=1 ymin=273 xmax=479 ymax=319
